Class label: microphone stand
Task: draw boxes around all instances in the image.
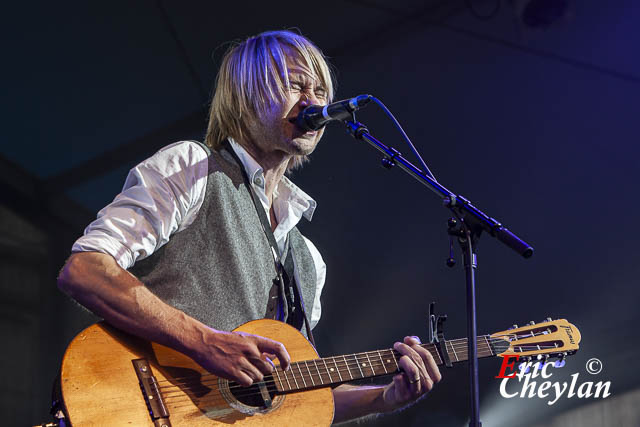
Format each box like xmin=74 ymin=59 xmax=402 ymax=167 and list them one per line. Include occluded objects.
xmin=342 ymin=119 xmax=533 ymax=427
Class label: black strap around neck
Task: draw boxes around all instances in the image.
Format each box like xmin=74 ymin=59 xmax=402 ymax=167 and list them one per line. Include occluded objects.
xmin=223 ymin=140 xmax=316 ymax=346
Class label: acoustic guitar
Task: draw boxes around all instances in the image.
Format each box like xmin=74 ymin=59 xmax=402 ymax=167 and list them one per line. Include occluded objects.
xmin=59 ymin=318 xmax=580 ymax=426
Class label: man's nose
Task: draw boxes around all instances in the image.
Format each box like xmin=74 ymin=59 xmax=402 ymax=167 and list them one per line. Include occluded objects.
xmin=299 ymin=92 xmax=319 ymax=107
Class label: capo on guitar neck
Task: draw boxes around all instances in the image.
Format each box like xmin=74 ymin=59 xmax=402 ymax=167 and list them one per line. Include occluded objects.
xmin=428 ymin=302 xmax=453 ymax=368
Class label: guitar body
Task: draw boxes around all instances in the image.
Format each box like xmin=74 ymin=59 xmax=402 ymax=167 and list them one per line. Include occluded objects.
xmin=60 ymin=319 xmax=334 ymax=426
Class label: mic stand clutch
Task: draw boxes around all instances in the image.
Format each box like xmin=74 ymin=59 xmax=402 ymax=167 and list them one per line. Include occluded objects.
xmin=343 ymin=119 xmax=533 ymax=427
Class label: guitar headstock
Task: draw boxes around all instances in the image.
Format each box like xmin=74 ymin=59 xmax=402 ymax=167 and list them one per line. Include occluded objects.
xmin=490 ymin=318 xmax=580 ymax=360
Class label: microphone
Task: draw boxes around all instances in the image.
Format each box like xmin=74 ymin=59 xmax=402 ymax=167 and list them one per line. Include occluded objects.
xmin=293 ymin=94 xmax=372 ymax=131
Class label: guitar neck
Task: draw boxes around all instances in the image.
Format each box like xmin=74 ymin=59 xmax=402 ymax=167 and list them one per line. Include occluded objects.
xmin=272 ymin=335 xmax=506 ymax=393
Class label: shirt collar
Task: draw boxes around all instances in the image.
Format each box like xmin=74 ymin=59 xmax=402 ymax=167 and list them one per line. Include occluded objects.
xmin=228 ymin=138 xmax=264 ymax=189
xmin=228 ymin=138 xmax=317 ymax=221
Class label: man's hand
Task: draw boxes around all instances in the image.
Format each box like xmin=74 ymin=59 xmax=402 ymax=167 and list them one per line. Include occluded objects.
xmin=382 ymin=336 xmax=441 ymax=410
xmin=191 ymin=329 xmax=291 ymax=387
xmin=58 ymin=252 xmax=290 ymax=388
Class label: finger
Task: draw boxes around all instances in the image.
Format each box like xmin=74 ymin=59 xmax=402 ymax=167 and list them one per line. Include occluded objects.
xmin=394 ymin=342 xmax=427 ymax=373
xmin=234 ymin=369 xmax=256 ymax=387
xmin=408 ymin=342 xmax=442 ymax=385
xmin=256 ymin=337 xmax=290 ymax=370
xmin=398 ymin=355 xmax=421 ymax=396
xmin=263 ymin=354 xmax=277 ymax=371
xmin=404 ymin=336 xmax=421 ymax=346
xmin=248 ymin=354 xmax=276 ymax=375
xmin=393 ymin=374 xmax=410 ymax=402
xmin=239 ymin=359 xmax=265 ymax=385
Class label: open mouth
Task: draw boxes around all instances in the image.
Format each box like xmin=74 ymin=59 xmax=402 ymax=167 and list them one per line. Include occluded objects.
xmin=288 ymin=117 xmax=317 ymax=136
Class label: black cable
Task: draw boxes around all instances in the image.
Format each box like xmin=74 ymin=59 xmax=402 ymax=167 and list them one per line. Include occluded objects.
xmin=371 ymin=96 xmax=438 ymax=182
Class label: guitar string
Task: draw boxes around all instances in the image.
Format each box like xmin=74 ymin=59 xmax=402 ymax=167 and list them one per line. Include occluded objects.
xmin=160 ymin=344 xmax=557 ymax=402
xmin=157 ymin=338 xmax=558 ymax=395
xmin=156 ymin=329 xmax=560 ymax=399
xmin=156 ymin=327 xmax=552 ymax=387
xmin=156 ymin=333 xmax=553 ymax=390
xmin=145 ymin=337 xmax=563 ymax=410
xmin=162 ymin=348 xmax=559 ymax=413
xmin=159 ymin=343 xmax=559 ymax=402
xmin=160 ymin=348 xmax=505 ymax=410
xmin=158 ymin=343 xmax=469 ymax=394
xmin=160 ymin=353 xmax=487 ymax=408
xmin=156 ymin=346 xmax=441 ymax=388
xmin=159 ymin=347 xmax=487 ymax=395
xmin=154 ymin=336 xmax=502 ymax=386
xmin=159 ymin=343 xmax=561 ymax=408
xmin=163 ymin=346 xmax=564 ymax=406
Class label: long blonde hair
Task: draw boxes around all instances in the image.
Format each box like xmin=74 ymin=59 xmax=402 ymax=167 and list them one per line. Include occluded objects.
xmin=205 ymin=30 xmax=335 ymax=171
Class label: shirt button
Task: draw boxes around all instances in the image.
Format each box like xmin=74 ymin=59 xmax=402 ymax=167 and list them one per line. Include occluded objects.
xmin=254 ymin=175 xmax=264 ymax=187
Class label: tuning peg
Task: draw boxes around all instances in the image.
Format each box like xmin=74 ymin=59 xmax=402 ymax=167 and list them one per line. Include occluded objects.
xmin=528 ymin=321 xmax=536 ymax=325
xmin=545 ymin=317 xmax=552 ymax=322
xmin=510 ymin=324 xmax=518 ymax=329
xmin=554 ymin=358 xmax=566 ymax=368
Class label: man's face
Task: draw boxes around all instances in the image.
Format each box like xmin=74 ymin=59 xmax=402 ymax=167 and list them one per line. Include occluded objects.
xmin=244 ymin=55 xmax=329 ymax=161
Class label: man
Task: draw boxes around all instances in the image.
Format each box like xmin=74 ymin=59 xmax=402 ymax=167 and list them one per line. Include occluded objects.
xmin=57 ymin=30 xmax=440 ymax=423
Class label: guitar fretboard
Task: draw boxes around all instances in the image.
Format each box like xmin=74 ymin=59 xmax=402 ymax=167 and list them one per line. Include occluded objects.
xmin=272 ymin=335 xmax=506 ymax=393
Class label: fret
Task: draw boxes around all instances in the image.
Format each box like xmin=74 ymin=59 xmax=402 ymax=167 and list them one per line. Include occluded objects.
xmin=364 ymin=352 xmax=375 ymax=376
xmin=379 ymin=349 xmax=398 ymax=373
xmin=296 ymin=363 xmax=308 ymax=388
xmin=448 ymin=341 xmax=459 ymax=362
xmin=342 ymin=355 xmax=354 ymax=380
xmin=281 ymin=368 xmax=292 ymax=391
xmin=483 ymin=335 xmax=493 ymax=355
xmin=273 ymin=369 xmax=284 ymax=391
xmin=304 ymin=360 xmax=316 ymax=386
xmin=333 ymin=357 xmax=344 ymax=382
xmin=376 ymin=350 xmax=388 ymax=374
xmin=390 ymin=350 xmax=400 ymax=370
xmin=312 ymin=359 xmax=325 ymax=385
xmin=354 ymin=354 xmax=365 ymax=378
xmin=290 ymin=365 xmax=300 ymax=389
xmin=422 ymin=344 xmax=441 ymax=365
xmin=322 ymin=358 xmax=333 ymax=383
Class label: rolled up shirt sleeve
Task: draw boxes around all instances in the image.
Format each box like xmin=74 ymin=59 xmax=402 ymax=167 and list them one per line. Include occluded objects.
xmin=72 ymin=141 xmax=209 ymax=270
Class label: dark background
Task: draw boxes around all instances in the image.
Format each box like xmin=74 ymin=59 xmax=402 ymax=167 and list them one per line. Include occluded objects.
xmin=2 ymin=1 xmax=639 ymax=426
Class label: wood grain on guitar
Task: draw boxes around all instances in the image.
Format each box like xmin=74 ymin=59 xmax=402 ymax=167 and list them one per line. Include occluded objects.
xmin=60 ymin=318 xmax=580 ymax=426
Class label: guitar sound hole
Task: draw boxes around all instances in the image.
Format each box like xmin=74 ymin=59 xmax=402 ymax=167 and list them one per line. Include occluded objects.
xmin=231 ymin=380 xmax=277 ymax=407
xmin=219 ymin=375 xmax=284 ymax=414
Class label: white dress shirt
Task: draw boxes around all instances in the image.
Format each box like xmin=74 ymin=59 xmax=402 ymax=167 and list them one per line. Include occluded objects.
xmin=72 ymin=140 xmax=326 ymax=328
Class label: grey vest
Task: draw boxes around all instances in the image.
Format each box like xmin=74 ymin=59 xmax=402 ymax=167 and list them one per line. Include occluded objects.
xmin=129 ymin=143 xmax=318 ymax=334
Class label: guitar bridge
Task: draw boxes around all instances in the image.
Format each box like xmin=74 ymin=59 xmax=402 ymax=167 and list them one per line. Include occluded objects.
xmin=132 ymin=359 xmax=172 ymax=427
